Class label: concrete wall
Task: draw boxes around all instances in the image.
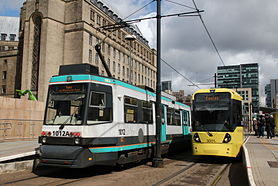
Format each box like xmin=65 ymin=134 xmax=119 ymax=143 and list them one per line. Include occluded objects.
xmin=0 ymin=96 xmax=45 ymax=140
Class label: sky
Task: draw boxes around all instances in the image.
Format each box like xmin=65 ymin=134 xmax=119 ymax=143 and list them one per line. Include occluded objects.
xmin=1 ymin=0 xmax=278 ymax=106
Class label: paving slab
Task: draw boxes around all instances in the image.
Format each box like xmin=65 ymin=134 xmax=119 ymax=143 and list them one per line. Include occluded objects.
xmin=0 ymin=138 xmax=39 ymax=162
xmin=245 ymin=136 xmax=278 ymax=186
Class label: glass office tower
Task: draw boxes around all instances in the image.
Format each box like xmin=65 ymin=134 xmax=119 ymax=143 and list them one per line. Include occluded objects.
xmin=217 ymin=63 xmax=259 ymax=112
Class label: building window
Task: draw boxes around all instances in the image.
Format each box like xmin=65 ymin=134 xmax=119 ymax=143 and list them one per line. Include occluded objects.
xmin=1 ymin=85 xmax=6 ymax=94
xmin=97 ymin=15 xmax=101 ymax=25
xmin=123 ymin=66 xmax=125 ymax=76
xmin=10 ymin=34 xmax=16 ymax=41
xmin=113 ymin=48 xmax=116 ymax=58
xmin=89 ymin=34 xmax=92 ymax=45
xmin=2 ymin=71 xmax=7 ymax=80
xmin=113 ymin=61 xmax=115 ymax=72
xmin=1 ymin=33 xmax=7 ymax=41
xmin=95 ymin=53 xmax=99 ymax=65
xmin=118 ymin=64 xmax=120 ymax=74
xmin=90 ymin=9 xmax=95 ymax=21
xmin=89 ymin=49 xmax=92 ymax=63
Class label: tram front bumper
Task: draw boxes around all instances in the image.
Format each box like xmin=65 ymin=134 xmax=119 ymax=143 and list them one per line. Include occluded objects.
xmin=36 ymin=145 xmax=117 ymax=168
xmin=192 ymin=143 xmax=240 ymax=157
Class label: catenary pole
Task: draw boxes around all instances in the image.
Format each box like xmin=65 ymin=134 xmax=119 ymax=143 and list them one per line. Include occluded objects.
xmin=152 ymin=0 xmax=163 ymax=168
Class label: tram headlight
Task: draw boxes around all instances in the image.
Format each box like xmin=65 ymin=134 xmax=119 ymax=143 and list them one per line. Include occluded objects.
xmin=193 ymin=133 xmax=201 ymax=143
xmin=222 ymin=133 xmax=231 ymax=143
xmin=74 ymin=138 xmax=81 ymax=145
xmin=42 ymin=137 xmax=47 ymax=144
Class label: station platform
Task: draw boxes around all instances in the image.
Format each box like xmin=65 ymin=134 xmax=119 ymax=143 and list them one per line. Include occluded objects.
xmin=244 ymin=135 xmax=278 ymax=186
xmin=0 ymin=138 xmax=38 ymax=162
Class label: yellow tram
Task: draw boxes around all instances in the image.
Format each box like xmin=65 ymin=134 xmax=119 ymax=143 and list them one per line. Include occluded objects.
xmin=191 ymin=88 xmax=244 ymax=157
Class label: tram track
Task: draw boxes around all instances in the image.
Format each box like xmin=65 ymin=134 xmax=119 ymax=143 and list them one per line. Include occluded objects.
xmin=153 ymin=161 xmax=231 ymax=186
xmin=0 ymin=152 xmax=232 ymax=186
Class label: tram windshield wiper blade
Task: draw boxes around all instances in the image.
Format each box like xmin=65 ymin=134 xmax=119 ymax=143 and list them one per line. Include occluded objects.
xmin=206 ymin=130 xmax=213 ymax=137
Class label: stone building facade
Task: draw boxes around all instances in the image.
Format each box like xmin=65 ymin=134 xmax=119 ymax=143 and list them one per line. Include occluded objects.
xmin=18 ymin=0 xmax=157 ymax=101
xmin=0 ymin=16 xmax=19 ymax=97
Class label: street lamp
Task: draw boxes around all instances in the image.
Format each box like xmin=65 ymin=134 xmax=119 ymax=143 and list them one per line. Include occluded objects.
xmin=125 ymin=34 xmax=136 ymax=83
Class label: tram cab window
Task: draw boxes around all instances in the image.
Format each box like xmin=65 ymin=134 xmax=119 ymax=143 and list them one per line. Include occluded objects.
xmin=46 ymin=94 xmax=85 ymax=125
xmin=87 ymin=91 xmax=112 ymax=124
xmin=232 ymin=100 xmax=242 ymax=125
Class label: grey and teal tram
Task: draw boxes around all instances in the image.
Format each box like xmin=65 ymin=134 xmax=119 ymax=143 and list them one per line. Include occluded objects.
xmin=36 ymin=64 xmax=191 ymax=168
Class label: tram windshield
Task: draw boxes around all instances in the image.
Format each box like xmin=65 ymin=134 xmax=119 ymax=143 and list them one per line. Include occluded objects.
xmin=45 ymin=84 xmax=86 ymax=125
xmin=192 ymin=92 xmax=236 ymax=132
xmin=45 ymin=94 xmax=85 ymax=125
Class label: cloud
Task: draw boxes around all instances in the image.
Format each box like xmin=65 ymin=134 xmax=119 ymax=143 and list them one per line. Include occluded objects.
xmin=108 ymin=0 xmax=278 ymax=106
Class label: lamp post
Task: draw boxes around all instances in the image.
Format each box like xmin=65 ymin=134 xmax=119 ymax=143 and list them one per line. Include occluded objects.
xmin=125 ymin=35 xmax=136 ymax=83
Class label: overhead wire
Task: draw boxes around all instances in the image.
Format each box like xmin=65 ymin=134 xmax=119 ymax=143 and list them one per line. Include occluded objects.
xmin=192 ymin=0 xmax=226 ymax=66
xmin=97 ymin=0 xmax=202 ymax=88
xmin=161 ymin=58 xmax=200 ymax=88
xmin=96 ymin=0 xmax=156 ymax=45
xmin=165 ymin=0 xmax=196 ymax=10
xmin=122 ymin=0 xmax=156 ymax=20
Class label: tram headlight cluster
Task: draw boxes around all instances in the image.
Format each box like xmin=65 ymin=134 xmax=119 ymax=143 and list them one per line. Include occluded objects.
xmin=193 ymin=133 xmax=201 ymax=143
xmin=223 ymin=133 xmax=231 ymax=143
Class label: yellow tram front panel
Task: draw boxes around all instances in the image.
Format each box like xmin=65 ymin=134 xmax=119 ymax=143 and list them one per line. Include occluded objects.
xmin=192 ymin=127 xmax=244 ymax=157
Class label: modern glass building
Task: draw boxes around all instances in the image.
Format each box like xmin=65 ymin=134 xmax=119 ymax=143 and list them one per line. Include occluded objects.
xmin=270 ymin=79 xmax=278 ymax=108
xmin=217 ymin=63 xmax=259 ymax=112
xmin=265 ymin=84 xmax=271 ymax=107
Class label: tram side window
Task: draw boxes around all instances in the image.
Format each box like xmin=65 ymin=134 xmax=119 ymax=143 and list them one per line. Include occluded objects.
xmin=141 ymin=101 xmax=153 ymax=124
xmin=182 ymin=110 xmax=189 ymax=126
xmin=167 ymin=108 xmax=181 ymax=126
xmin=174 ymin=110 xmax=181 ymax=126
xmin=124 ymin=96 xmax=138 ymax=123
xmin=167 ymin=107 xmax=174 ymax=125
xmin=87 ymin=91 xmax=112 ymax=123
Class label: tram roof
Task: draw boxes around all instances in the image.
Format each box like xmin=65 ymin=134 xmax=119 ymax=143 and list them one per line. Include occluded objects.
xmin=192 ymin=88 xmax=243 ymax=101
xmin=49 ymin=74 xmax=190 ymax=108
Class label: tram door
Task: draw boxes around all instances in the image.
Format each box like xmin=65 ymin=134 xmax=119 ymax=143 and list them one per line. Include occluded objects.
xmin=182 ymin=110 xmax=190 ymax=135
xmin=161 ymin=105 xmax=167 ymax=142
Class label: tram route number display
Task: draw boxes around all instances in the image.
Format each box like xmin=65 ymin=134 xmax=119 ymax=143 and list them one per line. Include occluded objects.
xmin=54 ymin=84 xmax=84 ymax=93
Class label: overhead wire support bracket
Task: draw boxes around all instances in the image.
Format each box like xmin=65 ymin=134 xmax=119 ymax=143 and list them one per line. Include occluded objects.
xmin=97 ymin=10 xmax=204 ymax=31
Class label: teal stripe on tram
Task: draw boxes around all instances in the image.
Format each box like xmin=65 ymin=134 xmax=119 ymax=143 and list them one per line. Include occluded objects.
xmin=50 ymin=74 xmax=189 ymax=107
xmin=89 ymin=143 xmax=154 ymax=153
